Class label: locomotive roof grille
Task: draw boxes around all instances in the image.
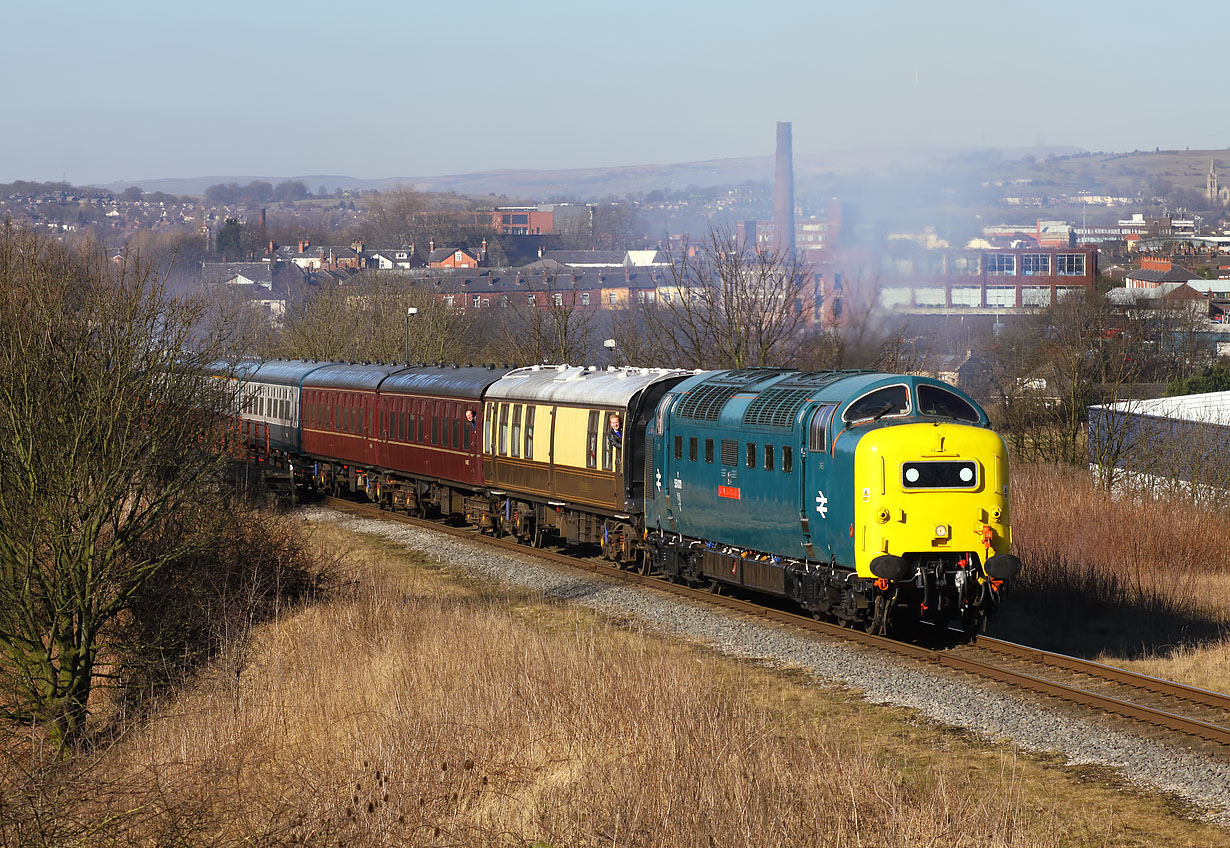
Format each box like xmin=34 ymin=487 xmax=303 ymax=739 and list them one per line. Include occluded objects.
xmin=676 ymin=383 xmax=739 ymax=421
xmin=742 ymin=387 xmax=812 ymax=429
xmin=714 ymin=367 xmax=790 ymax=386
xmin=773 ymin=370 xmax=875 ymax=390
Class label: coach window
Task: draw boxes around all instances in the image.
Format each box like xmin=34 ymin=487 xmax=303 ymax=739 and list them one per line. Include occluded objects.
xmin=809 ymin=404 xmax=836 ymax=452
xmin=586 ymin=411 xmax=600 ymax=469
xmin=746 ymin=443 xmax=757 ymax=468
xmin=704 ymin=438 xmax=714 ymax=464
xmin=511 ymin=406 xmax=522 ymax=457
xmin=498 ymin=404 xmax=509 ymax=455
xmin=764 ymin=444 xmax=774 ymax=470
xmin=486 ymin=402 xmax=497 ymax=452
xmin=524 ymin=407 xmax=535 ymax=459
xmin=674 ymin=435 xmax=683 ymax=461
xmin=689 ymin=436 xmax=698 ymax=462
xmin=782 ymin=446 xmax=793 ymax=473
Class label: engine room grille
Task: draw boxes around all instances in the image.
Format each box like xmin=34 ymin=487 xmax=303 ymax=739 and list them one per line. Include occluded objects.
xmin=742 ymin=387 xmax=812 ymax=429
xmin=775 ymin=370 xmax=872 ymax=391
xmin=676 ymin=383 xmax=738 ymax=421
xmin=720 ymin=438 xmax=738 ymax=466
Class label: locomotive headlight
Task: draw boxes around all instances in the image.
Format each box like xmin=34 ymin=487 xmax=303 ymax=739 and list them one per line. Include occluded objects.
xmin=934 ymin=524 xmax=949 ymax=538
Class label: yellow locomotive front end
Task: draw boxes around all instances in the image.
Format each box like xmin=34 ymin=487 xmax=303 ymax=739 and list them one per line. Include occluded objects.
xmin=852 ymin=420 xmax=1021 ymax=634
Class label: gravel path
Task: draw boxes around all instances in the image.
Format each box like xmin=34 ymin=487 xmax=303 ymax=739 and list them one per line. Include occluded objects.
xmin=302 ymin=506 xmax=1230 ymax=825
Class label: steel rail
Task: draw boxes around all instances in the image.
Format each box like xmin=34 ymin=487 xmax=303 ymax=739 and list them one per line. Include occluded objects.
xmin=318 ymin=496 xmax=1230 ymax=747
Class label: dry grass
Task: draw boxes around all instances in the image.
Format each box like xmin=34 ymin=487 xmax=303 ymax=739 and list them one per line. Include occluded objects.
xmin=996 ymin=463 xmax=1230 ymax=688
xmin=2 ymin=520 xmax=1225 ymax=846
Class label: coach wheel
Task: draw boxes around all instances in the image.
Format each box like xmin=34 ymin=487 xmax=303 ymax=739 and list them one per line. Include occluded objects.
xmin=529 ymin=521 xmax=544 ymax=548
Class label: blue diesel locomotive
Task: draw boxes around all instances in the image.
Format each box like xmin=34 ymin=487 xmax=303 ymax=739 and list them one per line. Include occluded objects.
xmin=643 ymin=368 xmax=1021 ymax=636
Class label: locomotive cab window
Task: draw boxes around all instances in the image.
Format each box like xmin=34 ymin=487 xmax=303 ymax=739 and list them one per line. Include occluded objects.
xmin=842 ymin=386 xmax=910 ymax=424
xmin=916 ymin=385 xmax=980 ymax=422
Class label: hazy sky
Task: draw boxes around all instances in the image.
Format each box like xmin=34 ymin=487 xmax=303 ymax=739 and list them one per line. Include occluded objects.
xmin=5 ymin=0 xmax=1227 ymax=185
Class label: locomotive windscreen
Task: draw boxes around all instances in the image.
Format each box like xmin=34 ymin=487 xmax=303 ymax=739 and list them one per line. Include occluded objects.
xmin=900 ymin=460 xmax=978 ymax=489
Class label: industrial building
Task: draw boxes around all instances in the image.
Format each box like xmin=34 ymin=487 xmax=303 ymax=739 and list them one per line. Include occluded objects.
xmin=1088 ymin=392 xmax=1230 ymax=494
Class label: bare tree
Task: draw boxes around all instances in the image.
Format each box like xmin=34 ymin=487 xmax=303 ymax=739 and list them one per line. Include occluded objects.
xmin=0 ymin=223 xmax=234 ymax=747
xmin=480 ymin=272 xmax=604 ymax=365
xmin=274 ymin=272 xmax=474 ymax=364
xmin=619 ymin=227 xmax=818 ymax=370
xmin=986 ymin=293 xmax=1150 ymax=465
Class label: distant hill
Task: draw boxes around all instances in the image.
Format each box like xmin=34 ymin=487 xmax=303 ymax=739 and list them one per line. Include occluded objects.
xmin=96 ymin=145 xmax=1084 ymax=199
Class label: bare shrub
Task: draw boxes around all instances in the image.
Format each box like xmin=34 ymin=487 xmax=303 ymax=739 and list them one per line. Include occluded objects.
xmin=1 ymin=527 xmax=1216 ymax=846
xmin=997 ymin=464 xmax=1229 ymax=658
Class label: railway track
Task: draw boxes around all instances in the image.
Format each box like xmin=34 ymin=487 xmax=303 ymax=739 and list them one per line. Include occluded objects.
xmin=319 ymin=496 xmax=1230 ymax=754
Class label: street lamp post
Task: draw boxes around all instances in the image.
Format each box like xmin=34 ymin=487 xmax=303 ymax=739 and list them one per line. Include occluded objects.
xmin=405 ymin=307 xmax=418 ymax=364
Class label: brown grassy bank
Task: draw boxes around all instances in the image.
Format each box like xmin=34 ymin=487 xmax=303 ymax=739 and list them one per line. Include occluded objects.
xmin=2 ymin=522 xmax=1224 ymax=847
xmin=997 ymin=463 xmax=1230 ymax=689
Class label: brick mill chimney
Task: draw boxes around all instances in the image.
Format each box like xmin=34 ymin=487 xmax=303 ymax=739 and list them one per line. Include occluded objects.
xmin=774 ymin=121 xmax=795 ymax=261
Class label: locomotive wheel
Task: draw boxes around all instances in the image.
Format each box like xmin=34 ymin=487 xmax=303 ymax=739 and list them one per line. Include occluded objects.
xmin=866 ymin=595 xmax=888 ymax=636
xmin=637 ymin=551 xmax=653 ymax=576
xmin=961 ymin=610 xmax=983 ymax=643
